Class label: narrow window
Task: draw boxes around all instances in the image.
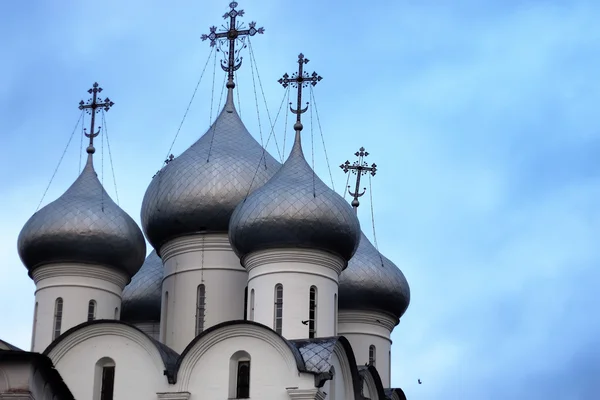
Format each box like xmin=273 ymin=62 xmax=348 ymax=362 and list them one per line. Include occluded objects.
xmin=31 ymin=302 xmax=38 ymax=350
xmin=274 ymin=284 xmax=283 ymax=334
xmin=369 ymin=345 xmax=376 ymax=367
xmin=334 ymin=293 xmax=338 ymax=335
xmin=236 ymin=360 xmax=250 ymax=398
xmin=88 ymin=300 xmax=97 ymax=321
xmin=309 ymin=286 xmax=317 ymax=338
xmin=249 ymin=289 xmax=255 ymax=321
xmin=195 ymin=284 xmax=206 ymax=336
xmin=53 ymin=298 xmax=63 ymax=340
xmin=161 ymin=291 xmax=169 ymax=342
xmin=114 ymin=307 xmax=119 ymax=319
xmin=100 ymin=365 xmax=115 ymax=400
xmin=243 ymin=286 xmax=248 ymax=321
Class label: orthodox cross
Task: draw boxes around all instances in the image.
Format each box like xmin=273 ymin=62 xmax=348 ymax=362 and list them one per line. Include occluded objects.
xmin=340 ymin=147 xmax=377 ymax=210
xmin=201 ymin=1 xmax=264 ymax=88
xmin=78 ymin=82 xmax=114 ymax=153
xmin=278 ymin=53 xmax=322 ymax=130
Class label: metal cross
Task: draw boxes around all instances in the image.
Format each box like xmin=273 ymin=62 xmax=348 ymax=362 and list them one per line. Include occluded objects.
xmin=278 ymin=53 xmax=322 ymax=129
xmin=78 ymin=82 xmax=114 ymax=153
xmin=201 ymin=1 xmax=264 ymax=88
xmin=340 ymin=147 xmax=377 ymax=210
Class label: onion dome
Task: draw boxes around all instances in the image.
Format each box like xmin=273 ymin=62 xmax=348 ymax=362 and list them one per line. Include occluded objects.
xmin=339 ymin=232 xmax=410 ymax=321
xmin=229 ymin=132 xmax=361 ymax=263
xmin=141 ymin=90 xmax=280 ymax=253
xmin=18 ymin=155 xmax=146 ymax=278
xmin=121 ymin=250 xmax=163 ymax=323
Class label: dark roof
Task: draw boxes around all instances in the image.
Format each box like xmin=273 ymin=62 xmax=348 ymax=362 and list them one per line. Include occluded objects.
xmin=384 ymin=387 xmax=408 ymax=400
xmin=0 ymin=350 xmax=75 ymax=400
xmin=0 ymin=338 xmax=23 ymax=351
xmin=43 ymin=319 xmax=179 ymax=383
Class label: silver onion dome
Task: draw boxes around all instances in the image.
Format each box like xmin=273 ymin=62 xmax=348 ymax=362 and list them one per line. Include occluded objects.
xmin=339 ymin=232 xmax=410 ymax=321
xmin=141 ymin=91 xmax=280 ymax=253
xmin=229 ymin=134 xmax=361 ymax=263
xmin=121 ymin=250 xmax=163 ymax=322
xmin=18 ymin=155 xmax=146 ymax=278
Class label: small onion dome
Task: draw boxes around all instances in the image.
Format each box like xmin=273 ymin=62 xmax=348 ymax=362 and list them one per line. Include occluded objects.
xmin=229 ymin=133 xmax=360 ymax=263
xmin=121 ymin=250 xmax=163 ymax=323
xmin=339 ymin=232 xmax=410 ymax=321
xmin=18 ymin=155 xmax=146 ymax=278
xmin=141 ymin=91 xmax=280 ymax=253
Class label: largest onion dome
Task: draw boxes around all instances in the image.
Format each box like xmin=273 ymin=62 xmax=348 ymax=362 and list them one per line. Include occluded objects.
xmin=339 ymin=232 xmax=410 ymax=321
xmin=18 ymin=154 xmax=146 ymax=278
xmin=141 ymin=90 xmax=280 ymax=253
xmin=121 ymin=250 xmax=163 ymax=323
xmin=229 ymin=131 xmax=361 ymax=263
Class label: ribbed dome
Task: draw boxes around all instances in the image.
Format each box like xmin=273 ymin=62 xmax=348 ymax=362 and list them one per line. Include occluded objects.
xmin=339 ymin=232 xmax=410 ymax=320
xmin=229 ymin=133 xmax=360 ymax=262
xmin=18 ymin=155 xmax=146 ymax=278
xmin=121 ymin=250 xmax=163 ymax=322
xmin=141 ymin=91 xmax=280 ymax=253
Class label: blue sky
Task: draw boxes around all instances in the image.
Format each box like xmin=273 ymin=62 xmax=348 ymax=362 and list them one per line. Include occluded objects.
xmin=1 ymin=0 xmax=599 ymax=398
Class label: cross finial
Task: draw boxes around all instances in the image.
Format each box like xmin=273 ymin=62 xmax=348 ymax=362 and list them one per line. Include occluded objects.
xmin=340 ymin=147 xmax=377 ymax=211
xmin=78 ymin=82 xmax=114 ymax=155
xmin=201 ymin=1 xmax=264 ymax=89
xmin=278 ymin=53 xmax=322 ymax=132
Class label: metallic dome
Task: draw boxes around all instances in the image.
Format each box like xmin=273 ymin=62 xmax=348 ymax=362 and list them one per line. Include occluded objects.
xmin=121 ymin=250 xmax=163 ymax=322
xmin=339 ymin=232 xmax=410 ymax=320
xmin=141 ymin=91 xmax=280 ymax=253
xmin=229 ymin=134 xmax=361 ymax=262
xmin=18 ymin=156 xmax=146 ymax=278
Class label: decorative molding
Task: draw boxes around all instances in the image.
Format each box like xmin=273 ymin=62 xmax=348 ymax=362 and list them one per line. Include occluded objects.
xmin=32 ymin=263 xmax=129 ymax=289
xmin=244 ymin=249 xmax=345 ymax=276
xmin=46 ymin=323 xmax=166 ymax=377
xmin=338 ymin=310 xmax=397 ymax=333
xmin=177 ymin=324 xmax=298 ymax=391
xmin=161 ymin=234 xmax=233 ymax=262
xmin=156 ymin=392 xmax=191 ymax=400
xmin=333 ymin=341 xmax=356 ymax=398
xmin=0 ymin=394 xmax=35 ymax=400
xmin=286 ymin=388 xmax=326 ymax=400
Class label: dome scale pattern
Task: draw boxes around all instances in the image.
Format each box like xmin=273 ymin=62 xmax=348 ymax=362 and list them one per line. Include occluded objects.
xmin=18 ymin=155 xmax=146 ymax=278
xmin=121 ymin=250 xmax=163 ymax=323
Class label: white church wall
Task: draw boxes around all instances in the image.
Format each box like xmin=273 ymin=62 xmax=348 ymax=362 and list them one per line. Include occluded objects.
xmin=176 ymin=323 xmax=315 ymax=399
xmin=337 ymin=310 xmax=397 ymax=388
xmin=46 ymin=322 xmax=170 ymax=400
xmin=160 ymin=234 xmax=248 ymax=352
xmin=244 ymin=249 xmax=344 ymax=340
xmin=31 ymin=264 xmax=128 ymax=352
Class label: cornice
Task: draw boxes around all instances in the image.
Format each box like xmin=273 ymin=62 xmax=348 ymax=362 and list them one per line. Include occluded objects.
xmin=156 ymin=392 xmax=191 ymax=400
xmin=338 ymin=310 xmax=398 ymax=332
xmin=31 ymin=263 xmax=129 ymax=289
xmin=286 ymin=388 xmax=326 ymax=400
xmin=161 ymin=234 xmax=233 ymax=262
xmin=244 ymin=249 xmax=345 ymax=276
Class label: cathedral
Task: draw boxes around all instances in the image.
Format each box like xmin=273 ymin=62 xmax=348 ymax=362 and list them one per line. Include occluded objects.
xmin=0 ymin=3 xmax=410 ymax=400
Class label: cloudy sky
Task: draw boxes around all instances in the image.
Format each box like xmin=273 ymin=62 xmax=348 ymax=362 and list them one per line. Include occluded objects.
xmin=1 ymin=0 xmax=599 ymax=398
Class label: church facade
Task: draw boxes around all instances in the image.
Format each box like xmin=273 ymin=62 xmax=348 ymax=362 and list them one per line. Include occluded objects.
xmin=1 ymin=3 xmax=410 ymax=400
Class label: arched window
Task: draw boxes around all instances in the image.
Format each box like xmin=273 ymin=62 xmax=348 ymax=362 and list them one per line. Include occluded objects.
xmin=53 ymin=298 xmax=63 ymax=340
xmin=249 ymin=289 xmax=255 ymax=321
xmin=93 ymin=357 xmax=115 ymax=400
xmin=88 ymin=300 xmax=97 ymax=321
xmin=308 ymin=286 xmax=317 ymax=338
xmin=195 ymin=284 xmax=206 ymax=336
xmin=31 ymin=302 xmax=38 ymax=350
xmin=114 ymin=307 xmax=119 ymax=320
xmin=334 ymin=293 xmax=338 ymax=335
xmin=243 ymin=286 xmax=248 ymax=321
xmin=229 ymin=351 xmax=251 ymax=399
xmin=369 ymin=345 xmax=376 ymax=367
xmin=274 ymin=284 xmax=283 ymax=334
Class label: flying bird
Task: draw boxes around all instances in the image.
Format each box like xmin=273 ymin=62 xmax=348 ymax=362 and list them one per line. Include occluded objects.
xmin=418 ymin=379 xmax=422 ymax=385
xmin=301 ymin=320 xmax=309 ymax=325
